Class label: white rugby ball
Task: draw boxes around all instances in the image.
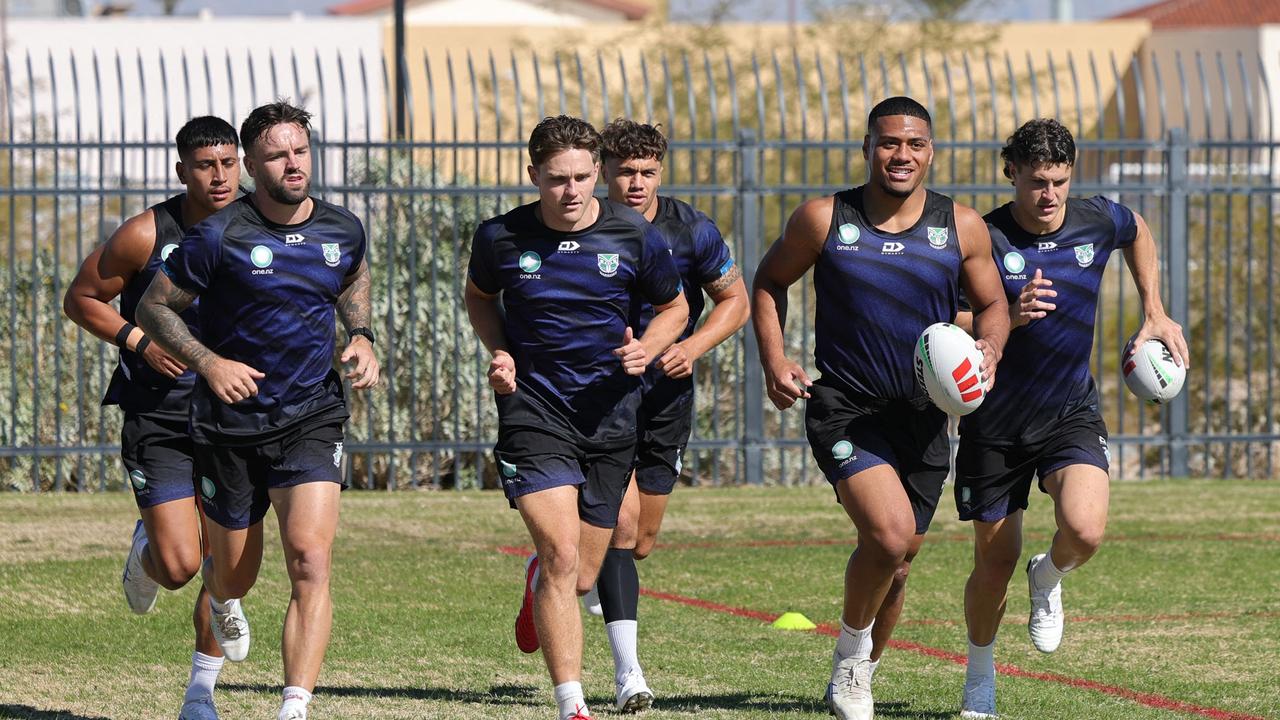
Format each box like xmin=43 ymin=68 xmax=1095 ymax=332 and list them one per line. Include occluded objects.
xmin=1122 ymin=336 xmax=1185 ymax=404
xmin=913 ymin=322 xmax=986 ymax=416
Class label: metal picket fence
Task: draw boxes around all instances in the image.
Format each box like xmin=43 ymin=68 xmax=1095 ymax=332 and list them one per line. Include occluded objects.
xmin=2 ymin=43 xmax=1277 ymax=491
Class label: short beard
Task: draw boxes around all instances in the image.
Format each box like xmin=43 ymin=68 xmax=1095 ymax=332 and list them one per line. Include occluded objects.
xmin=264 ymin=177 xmax=309 ymax=205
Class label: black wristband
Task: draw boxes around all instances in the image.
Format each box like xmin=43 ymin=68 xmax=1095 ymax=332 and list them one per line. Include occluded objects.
xmin=115 ymin=322 xmax=137 ymax=349
xmin=135 ymin=335 xmax=152 ymax=355
xmin=348 ymin=327 xmax=375 ymax=345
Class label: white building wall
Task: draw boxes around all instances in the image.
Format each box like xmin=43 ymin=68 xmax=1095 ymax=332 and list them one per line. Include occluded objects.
xmin=404 ymin=0 xmax=624 ymax=25
xmin=3 ymin=16 xmax=385 ymax=187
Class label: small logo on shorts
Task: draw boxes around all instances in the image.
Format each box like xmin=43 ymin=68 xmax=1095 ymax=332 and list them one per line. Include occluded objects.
xmin=200 ymin=476 xmax=216 ymax=499
xmin=1099 ymin=435 xmax=1111 ymax=464
xmin=333 ymin=441 xmax=344 ymax=468
xmin=499 ymin=459 xmax=519 ymax=483
xmin=674 ymin=448 xmax=683 ymax=476
xmin=832 ymin=440 xmax=854 ymax=461
xmin=961 ymin=485 xmax=972 ymax=506
xmin=837 ymin=223 xmax=860 ymax=245
xmin=128 ymin=469 xmax=146 ymax=490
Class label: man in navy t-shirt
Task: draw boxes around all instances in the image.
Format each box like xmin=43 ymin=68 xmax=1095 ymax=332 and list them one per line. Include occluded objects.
xmin=138 ymin=101 xmax=379 ymax=720
xmin=952 ymin=119 xmax=1188 ymax=718
xmin=753 ymin=97 xmax=1010 ymax=720
xmin=581 ymin=118 xmax=748 ymax=713
xmin=466 ymin=115 xmax=687 ymax=720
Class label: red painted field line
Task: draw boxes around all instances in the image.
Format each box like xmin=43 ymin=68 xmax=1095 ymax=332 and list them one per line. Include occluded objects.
xmin=647 ymin=532 xmax=1280 ymax=552
xmin=495 ymin=545 xmax=1265 ymax=720
xmin=644 ymin=589 xmax=1266 ymax=720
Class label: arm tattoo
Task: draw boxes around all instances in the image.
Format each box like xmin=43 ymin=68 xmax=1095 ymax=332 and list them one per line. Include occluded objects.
xmin=703 ymin=263 xmax=742 ymax=296
xmin=136 ymin=273 xmax=216 ymax=373
xmin=337 ymin=262 xmax=372 ymax=331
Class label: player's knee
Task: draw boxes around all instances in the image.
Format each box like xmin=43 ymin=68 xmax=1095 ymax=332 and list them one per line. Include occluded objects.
xmin=975 ymin=544 xmax=1021 ymax=584
xmin=153 ymin=553 xmax=201 ymax=590
xmin=860 ymin=533 xmax=912 ymax=569
xmin=146 ymin=540 xmax=203 ymax=590
xmin=1065 ymin=523 xmax=1105 ymax=559
xmin=610 ymin=522 xmax=638 ymax=550
xmin=891 ymin=558 xmax=913 ymax=588
xmin=632 ymin=536 xmax=656 ymax=561
xmin=284 ymin=544 xmax=332 ymax=588
xmin=538 ymin=541 xmax=579 ymax=583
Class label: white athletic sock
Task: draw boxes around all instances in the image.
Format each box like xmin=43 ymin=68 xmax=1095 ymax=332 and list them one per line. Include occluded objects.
xmin=834 ymin=620 xmax=875 ymax=662
xmin=966 ymin=639 xmax=995 ymax=680
xmin=868 ymin=658 xmax=880 ymax=680
xmin=182 ymin=651 xmax=224 ymax=703
xmin=606 ymin=619 xmax=641 ymax=681
xmin=278 ymin=686 xmax=311 ymax=720
xmin=208 ymin=594 xmax=232 ymax=614
xmin=1032 ymin=553 xmax=1069 ymax=589
xmin=554 ymin=681 xmax=587 ymax=719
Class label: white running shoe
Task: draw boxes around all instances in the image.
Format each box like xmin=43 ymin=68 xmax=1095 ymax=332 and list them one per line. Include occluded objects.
xmin=277 ymin=708 xmax=306 ymax=720
xmin=615 ymin=668 xmax=654 ymax=713
xmin=1026 ymin=553 xmax=1064 ymax=653
xmin=960 ymin=673 xmax=997 ymax=718
xmin=581 ymin=583 xmax=603 ymax=617
xmin=122 ymin=519 xmax=160 ymax=614
xmin=209 ymin=597 xmax=250 ymax=662
xmin=177 ymin=696 xmax=219 ymax=720
xmin=201 ymin=561 xmax=250 ymax=661
xmin=825 ymin=656 xmax=873 ymax=720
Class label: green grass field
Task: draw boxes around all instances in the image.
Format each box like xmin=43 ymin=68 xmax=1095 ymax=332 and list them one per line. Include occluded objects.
xmin=1 ymin=480 xmax=1277 ymax=720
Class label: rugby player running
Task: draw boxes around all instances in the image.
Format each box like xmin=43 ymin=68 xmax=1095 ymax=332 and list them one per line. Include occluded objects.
xmin=753 ymin=96 xmax=1009 ymax=720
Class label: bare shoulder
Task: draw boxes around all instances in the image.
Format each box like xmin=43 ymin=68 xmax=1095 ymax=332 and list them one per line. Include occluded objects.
xmin=951 ymin=201 xmax=992 ymax=255
xmin=106 ymin=208 xmax=159 ymax=269
xmin=784 ymin=195 xmax=835 ymax=248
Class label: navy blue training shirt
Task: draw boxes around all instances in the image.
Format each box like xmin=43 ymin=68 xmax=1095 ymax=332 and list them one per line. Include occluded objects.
xmin=103 ymin=194 xmax=198 ymax=420
xmin=162 ymin=195 xmax=366 ymax=445
xmin=813 ymin=186 xmax=963 ymax=401
xmin=468 ymin=199 xmax=684 ymax=447
xmin=960 ymin=195 xmax=1137 ymax=444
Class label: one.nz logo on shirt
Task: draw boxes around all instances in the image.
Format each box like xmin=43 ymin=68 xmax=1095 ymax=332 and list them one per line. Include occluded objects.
xmin=518 ymin=251 xmax=542 ymax=279
xmin=835 ymin=223 xmax=860 ymax=252
xmin=250 ymin=245 xmax=274 ymax=275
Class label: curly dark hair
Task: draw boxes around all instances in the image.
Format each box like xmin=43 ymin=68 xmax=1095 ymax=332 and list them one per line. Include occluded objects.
xmin=1001 ymin=118 xmax=1076 ymax=177
xmin=528 ymin=115 xmax=601 ymax=167
xmin=600 ymin=119 xmax=667 ymax=163
xmin=240 ymin=100 xmax=312 ymax=155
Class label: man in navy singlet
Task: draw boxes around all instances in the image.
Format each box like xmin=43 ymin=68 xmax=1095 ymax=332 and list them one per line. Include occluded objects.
xmin=466 ymin=115 xmax=687 ymax=720
xmin=951 ymin=119 xmax=1188 ymax=719
xmin=752 ymin=96 xmax=1010 ymax=720
xmin=138 ymin=101 xmax=379 ymax=720
xmin=64 ymin=115 xmax=240 ymax=720
xmin=579 ymin=119 xmax=749 ymax=713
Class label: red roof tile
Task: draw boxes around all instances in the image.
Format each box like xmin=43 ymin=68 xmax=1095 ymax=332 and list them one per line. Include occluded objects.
xmin=1111 ymin=0 xmax=1280 ymax=28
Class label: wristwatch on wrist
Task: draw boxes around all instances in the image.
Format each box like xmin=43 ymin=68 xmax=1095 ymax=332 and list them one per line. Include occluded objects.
xmin=348 ymin=327 xmax=376 ymax=345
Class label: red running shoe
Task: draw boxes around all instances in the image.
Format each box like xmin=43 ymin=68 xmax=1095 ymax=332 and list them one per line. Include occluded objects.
xmin=515 ymin=554 xmax=540 ymax=653
xmin=566 ymin=704 xmax=595 ymax=720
